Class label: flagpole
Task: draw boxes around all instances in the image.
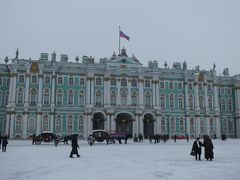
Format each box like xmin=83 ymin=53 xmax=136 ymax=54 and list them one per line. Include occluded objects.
xmin=118 ymin=26 xmax=121 ymax=55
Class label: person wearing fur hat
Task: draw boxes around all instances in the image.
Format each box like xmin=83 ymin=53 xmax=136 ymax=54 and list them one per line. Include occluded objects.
xmin=191 ymin=137 xmax=203 ymax=161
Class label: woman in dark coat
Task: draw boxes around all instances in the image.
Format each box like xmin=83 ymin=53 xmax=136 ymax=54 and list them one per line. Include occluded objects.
xmin=203 ymin=135 xmax=214 ymax=161
xmin=70 ymin=134 xmax=80 ymax=158
xmin=2 ymin=133 xmax=8 ymax=152
xmin=191 ymin=137 xmax=203 ymax=161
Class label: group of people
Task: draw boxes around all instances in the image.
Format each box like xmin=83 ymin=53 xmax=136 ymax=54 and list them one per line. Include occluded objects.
xmin=191 ymin=135 xmax=214 ymax=161
xmin=0 ymin=133 xmax=8 ymax=152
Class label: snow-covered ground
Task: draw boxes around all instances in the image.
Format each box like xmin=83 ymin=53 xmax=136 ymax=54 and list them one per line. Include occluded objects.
xmin=1 ymin=139 xmax=240 ymax=180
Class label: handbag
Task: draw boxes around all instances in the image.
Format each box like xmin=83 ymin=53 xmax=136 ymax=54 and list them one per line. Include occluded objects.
xmin=190 ymin=151 xmax=195 ymax=156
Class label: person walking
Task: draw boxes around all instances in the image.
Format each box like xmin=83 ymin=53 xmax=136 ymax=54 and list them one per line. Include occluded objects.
xmin=69 ymin=134 xmax=80 ymax=158
xmin=2 ymin=133 xmax=8 ymax=152
xmin=191 ymin=137 xmax=203 ymax=161
xmin=203 ymin=135 xmax=214 ymax=161
xmin=0 ymin=133 xmax=2 ymax=149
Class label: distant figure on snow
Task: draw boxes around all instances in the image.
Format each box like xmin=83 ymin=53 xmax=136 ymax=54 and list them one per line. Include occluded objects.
xmin=203 ymin=135 xmax=214 ymax=161
xmin=2 ymin=133 xmax=8 ymax=152
xmin=191 ymin=137 xmax=203 ymax=161
xmin=70 ymin=134 xmax=80 ymax=158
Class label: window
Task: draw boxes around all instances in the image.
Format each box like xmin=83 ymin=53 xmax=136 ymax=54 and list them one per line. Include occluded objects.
xmin=178 ymin=95 xmax=184 ymax=109
xmin=110 ymin=91 xmax=116 ymax=106
xmin=170 ymin=117 xmax=175 ymax=131
xmin=221 ymin=87 xmax=225 ymax=94
xmin=208 ymin=96 xmax=213 ymax=109
xmin=208 ymin=84 xmax=212 ymax=92
xmin=189 ymin=94 xmax=194 ymax=109
xmin=144 ymin=80 xmax=150 ymax=88
xmin=227 ymin=88 xmax=232 ymax=95
xmin=79 ymin=115 xmax=84 ymax=133
xmin=145 ymin=92 xmax=151 ymax=107
xmin=160 ymin=82 xmax=165 ymax=89
xmin=169 ymin=82 xmax=174 ymax=89
xmin=5 ymin=91 xmax=9 ymax=105
xmin=229 ymin=120 xmax=233 ymax=131
xmin=57 ymin=77 xmax=63 ymax=85
xmin=28 ymin=117 xmax=36 ymax=132
xmin=169 ymin=94 xmax=174 ymax=108
xmin=228 ymin=99 xmax=232 ymax=111
xmin=79 ymin=90 xmax=85 ymax=106
xmin=43 ymin=89 xmax=50 ymax=105
xmin=199 ymin=96 xmax=204 ymax=110
xmin=199 ymin=84 xmax=203 ymax=91
xmin=69 ymin=77 xmax=73 ymax=85
xmin=121 ymin=91 xmax=127 ymax=106
xmin=55 ymin=115 xmax=62 ymax=132
xmin=0 ymin=91 xmax=2 ymax=106
xmin=188 ymin=83 xmax=193 ymax=91
xmin=30 ymin=89 xmax=37 ymax=106
xmin=80 ymin=78 xmax=85 ymax=85
xmin=210 ymin=118 xmax=214 ymax=132
xmin=111 ymin=79 xmax=116 ymax=86
xmin=96 ymin=78 xmax=102 ymax=86
xmin=131 ymin=79 xmax=137 ymax=87
xmin=68 ymin=90 xmax=74 ymax=105
xmin=0 ymin=78 xmax=2 ymax=86
xmin=6 ymin=78 xmax=10 ymax=86
xmin=221 ymin=99 xmax=226 ymax=111
xmin=19 ymin=75 xmax=24 ymax=83
xmin=56 ymin=89 xmax=63 ymax=105
xmin=32 ymin=75 xmax=37 ymax=83
xmin=179 ymin=118 xmax=185 ymax=132
xmin=178 ymin=82 xmax=182 ymax=90
xmin=161 ymin=117 xmax=166 ymax=131
xmin=222 ymin=119 xmax=228 ymax=132
xmin=121 ymin=79 xmax=127 ymax=87
xmin=45 ymin=76 xmax=50 ymax=84
xmin=67 ymin=115 xmax=73 ymax=131
xmin=160 ymin=94 xmax=165 ymax=109
xmin=95 ymin=90 xmax=103 ymax=105
xmin=190 ymin=118 xmax=195 ymax=132
xmin=200 ymin=119 xmax=205 ymax=133
xmin=17 ymin=88 xmax=24 ymax=104
xmin=42 ymin=115 xmax=49 ymax=131
xmin=132 ymin=92 xmax=137 ymax=106
xmin=15 ymin=115 xmax=23 ymax=132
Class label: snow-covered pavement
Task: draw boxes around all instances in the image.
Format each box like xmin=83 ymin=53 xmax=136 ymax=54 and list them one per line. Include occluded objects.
xmin=1 ymin=139 xmax=240 ymax=180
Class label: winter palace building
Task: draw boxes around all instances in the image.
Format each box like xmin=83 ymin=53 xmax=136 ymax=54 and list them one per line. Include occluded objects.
xmin=0 ymin=48 xmax=240 ymax=139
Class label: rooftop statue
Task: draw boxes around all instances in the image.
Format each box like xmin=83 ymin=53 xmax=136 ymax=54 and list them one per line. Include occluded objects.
xmin=195 ymin=65 xmax=200 ymax=72
xmin=173 ymin=62 xmax=181 ymax=69
xmin=223 ymin=68 xmax=229 ymax=76
xmin=75 ymin=56 xmax=79 ymax=63
xmin=183 ymin=60 xmax=187 ymax=70
xmin=164 ymin=61 xmax=168 ymax=68
xmin=51 ymin=51 xmax=56 ymax=61
xmin=213 ymin=62 xmax=216 ymax=71
xmin=15 ymin=48 xmax=19 ymax=59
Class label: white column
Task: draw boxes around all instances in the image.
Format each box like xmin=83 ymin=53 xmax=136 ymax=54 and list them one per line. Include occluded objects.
xmin=136 ymin=115 xmax=139 ymax=135
xmin=133 ymin=116 xmax=137 ymax=136
xmin=37 ymin=74 xmax=43 ymax=106
xmin=117 ymin=80 xmax=121 ymax=105
xmin=196 ymin=117 xmax=200 ymax=137
xmin=213 ymin=83 xmax=219 ymax=111
xmin=106 ymin=114 xmax=110 ymax=131
xmin=206 ymin=117 xmax=210 ymax=135
xmin=215 ymin=117 xmax=221 ymax=138
xmin=138 ymin=79 xmax=144 ymax=106
xmin=12 ymin=75 xmax=17 ymax=104
xmin=184 ymin=81 xmax=189 ymax=111
xmin=50 ymin=114 xmax=54 ymax=132
xmin=110 ymin=114 xmax=116 ymax=131
xmin=107 ymin=79 xmax=111 ymax=105
xmin=104 ymin=78 xmax=107 ymax=105
xmin=86 ymin=78 xmax=90 ymax=105
xmin=156 ymin=81 xmax=160 ymax=106
xmin=204 ymin=83 xmax=209 ymax=111
xmin=23 ymin=113 xmax=28 ymax=138
xmin=152 ymin=81 xmax=156 ymax=106
xmin=24 ymin=74 xmax=30 ymax=106
xmin=90 ymin=79 xmax=94 ymax=105
xmin=186 ymin=116 xmax=190 ymax=136
xmin=36 ymin=113 xmax=42 ymax=135
xmin=139 ymin=115 xmax=143 ymax=135
xmin=5 ymin=113 xmax=10 ymax=135
xmin=194 ymin=82 xmax=200 ymax=111
xmin=87 ymin=113 xmax=93 ymax=135
xmin=9 ymin=113 xmax=15 ymax=139
xmin=154 ymin=119 xmax=157 ymax=134
xmin=51 ymin=75 xmax=56 ymax=105
xmin=127 ymin=80 xmax=131 ymax=105
xmin=158 ymin=115 xmax=161 ymax=134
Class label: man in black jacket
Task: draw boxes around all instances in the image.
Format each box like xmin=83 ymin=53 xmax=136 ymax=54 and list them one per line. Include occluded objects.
xmin=2 ymin=133 xmax=8 ymax=152
xmin=191 ymin=137 xmax=203 ymax=161
xmin=70 ymin=134 xmax=80 ymax=158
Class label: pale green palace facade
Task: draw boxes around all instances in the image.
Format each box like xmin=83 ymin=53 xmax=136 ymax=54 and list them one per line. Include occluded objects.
xmin=0 ymin=48 xmax=240 ymax=139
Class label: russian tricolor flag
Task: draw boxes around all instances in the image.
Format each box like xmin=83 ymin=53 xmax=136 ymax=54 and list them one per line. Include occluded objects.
xmin=119 ymin=30 xmax=130 ymax=41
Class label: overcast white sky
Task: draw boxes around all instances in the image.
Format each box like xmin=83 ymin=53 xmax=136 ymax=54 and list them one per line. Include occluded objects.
xmin=0 ymin=0 xmax=240 ymax=75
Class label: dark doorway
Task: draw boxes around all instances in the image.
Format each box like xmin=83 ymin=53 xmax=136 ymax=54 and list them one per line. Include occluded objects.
xmin=93 ymin=112 xmax=105 ymax=130
xmin=143 ymin=114 xmax=154 ymax=138
xmin=116 ymin=113 xmax=133 ymax=137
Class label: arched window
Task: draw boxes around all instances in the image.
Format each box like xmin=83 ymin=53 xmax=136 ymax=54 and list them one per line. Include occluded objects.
xmin=145 ymin=92 xmax=151 ymax=107
xmin=190 ymin=118 xmax=195 ymax=132
xmin=199 ymin=96 xmax=204 ymax=109
xmin=17 ymin=88 xmax=24 ymax=104
xmin=131 ymin=79 xmax=137 ymax=87
xmin=15 ymin=114 xmax=23 ymax=132
xmin=42 ymin=115 xmax=49 ymax=131
xmin=30 ymin=89 xmax=37 ymax=106
xmin=121 ymin=79 xmax=127 ymax=87
xmin=178 ymin=82 xmax=182 ymax=90
xmin=189 ymin=94 xmax=194 ymax=109
xmin=19 ymin=75 xmax=24 ymax=83
xmin=132 ymin=92 xmax=137 ymax=106
xmin=79 ymin=90 xmax=85 ymax=106
xmin=110 ymin=91 xmax=116 ymax=106
xmin=32 ymin=75 xmax=37 ymax=84
xmin=222 ymin=119 xmax=228 ymax=132
xmin=79 ymin=115 xmax=84 ymax=133
xmin=144 ymin=80 xmax=150 ymax=88
xmin=179 ymin=118 xmax=185 ymax=132
xmin=67 ymin=115 xmax=73 ymax=131
xmin=95 ymin=90 xmax=103 ymax=105
xmin=160 ymin=94 xmax=165 ymax=109
xmin=121 ymin=91 xmax=127 ymax=106
xmin=28 ymin=116 xmax=36 ymax=132
xmin=170 ymin=117 xmax=175 ymax=131
xmin=69 ymin=77 xmax=74 ymax=85
xmin=209 ymin=118 xmax=214 ymax=132
xmin=188 ymin=83 xmax=193 ymax=90
xmin=45 ymin=76 xmax=50 ymax=84
xmin=57 ymin=77 xmax=63 ymax=85
xmin=178 ymin=95 xmax=184 ymax=109
xmin=228 ymin=99 xmax=232 ymax=111
xmin=161 ymin=117 xmax=166 ymax=131
xmin=80 ymin=78 xmax=85 ymax=85
xmin=199 ymin=83 xmax=203 ymax=91
xmin=160 ymin=81 xmax=165 ymax=89
xmin=43 ymin=88 xmax=50 ymax=105
xmin=56 ymin=89 xmax=63 ymax=105
xmin=55 ymin=115 xmax=62 ymax=132
xmin=96 ymin=78 xmax=102 ymax=86
xmin=5 ymin=91 xmax=9 ymax=105
xmin=169 ymin=94 xmax=174 ymax=108
xmin=111 ymin=79 xmax=116 ymax=86
xmin=221 ymin=99 xmax=226 ymax=111
xmin=68 ymin=90 xmax=74 ymax=105
xmin=200 ymin=119 xmax=205 ymax=133
xmin=208 ymin=96 xmax=213 ymax=109
xmin=169 ymin=82 xmax=174 ymax=89
xmin=208 ymin=84 xmax=212 ymax=91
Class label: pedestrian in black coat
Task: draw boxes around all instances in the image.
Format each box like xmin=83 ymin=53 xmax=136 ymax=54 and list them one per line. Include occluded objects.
xmin=191 ymin=137 xmax=203 ymax=161
xmin=70 ymin=134 xmax=80 ymax=158
xmin=2 ymin=133 xmax=8 ymax=152
xmin=203 ymin=135 xmax=214 ymax=161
